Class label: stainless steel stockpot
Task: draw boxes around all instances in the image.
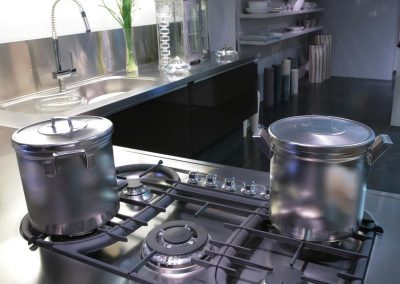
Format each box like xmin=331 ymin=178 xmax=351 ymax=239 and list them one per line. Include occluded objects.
xmin=254 ymin=115 xmax=392 ymax=242
xmin=12 ymin=116 xmax=118 ymax=236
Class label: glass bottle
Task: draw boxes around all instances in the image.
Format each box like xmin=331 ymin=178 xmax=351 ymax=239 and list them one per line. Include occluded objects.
xmin=155 ymin=0 xmax=209 ymax=71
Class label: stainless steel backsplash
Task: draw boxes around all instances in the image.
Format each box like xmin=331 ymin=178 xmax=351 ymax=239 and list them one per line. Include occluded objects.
xmin=0 ymin=26 xmax=158 ymax=101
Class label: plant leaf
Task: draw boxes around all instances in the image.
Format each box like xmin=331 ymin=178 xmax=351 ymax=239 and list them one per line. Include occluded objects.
xmin=100 ymin=3 xmax=124 ymax=27
xmin=100 ymin=0 xmax=135 ymax=29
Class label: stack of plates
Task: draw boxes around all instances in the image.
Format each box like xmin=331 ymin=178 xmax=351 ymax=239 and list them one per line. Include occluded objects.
xmin=286 ymin=26 xmax=305 ymax=31
xmin=269 ymin=7 xmax=284 ymax=13
xmin=240 ymin=33 xmax=283 ymax=42
xmin=245 ymin=7 xmax=270 ymax=14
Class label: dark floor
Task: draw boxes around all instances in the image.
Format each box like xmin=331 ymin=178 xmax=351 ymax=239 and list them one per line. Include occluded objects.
xmin=195 ymin=77 xmax=400 ymax=194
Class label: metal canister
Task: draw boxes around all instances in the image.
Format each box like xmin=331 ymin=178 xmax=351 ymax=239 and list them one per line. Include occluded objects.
xmin=12 ymin=116 xmax=118 ymax=236
xmin=254 ymin=115 xmax=392 ymax=242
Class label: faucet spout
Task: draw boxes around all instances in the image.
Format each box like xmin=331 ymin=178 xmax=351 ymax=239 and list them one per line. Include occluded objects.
xmin=51 ymin=0 xmax=91 ymax=91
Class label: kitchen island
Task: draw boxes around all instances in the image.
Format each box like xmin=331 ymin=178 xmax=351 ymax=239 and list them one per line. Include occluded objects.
xmin=0 ymin=124 xmax=399 ymax=283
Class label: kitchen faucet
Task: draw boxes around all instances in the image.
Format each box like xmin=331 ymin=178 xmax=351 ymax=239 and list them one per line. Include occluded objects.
xmin=51 ymin=0 xmax=91 ymax=92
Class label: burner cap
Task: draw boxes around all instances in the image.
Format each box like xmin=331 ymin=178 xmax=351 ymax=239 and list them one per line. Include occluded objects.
xmin=163 ymin=227 xmax=192 ymax=245
xmin=127 ymin=179 xmax=143 ymax=189
xmin=141 ymin=221 xmax=213 ymax=273
xmin=145 ymin=221 xmax=208 ymax=255
xmin=120 ymin=179 xmax=154 ymax=203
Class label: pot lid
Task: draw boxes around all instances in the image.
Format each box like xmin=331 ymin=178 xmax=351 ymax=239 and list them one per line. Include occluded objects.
xmin=12 ymin=116 xmax=113 ymax=150
xmin=268 ymin=115 xmax=375 ymax=155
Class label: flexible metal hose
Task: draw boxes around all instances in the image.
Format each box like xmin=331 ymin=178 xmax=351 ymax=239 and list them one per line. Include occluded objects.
xmin=51 ymin=0 xmax=90 ymax=40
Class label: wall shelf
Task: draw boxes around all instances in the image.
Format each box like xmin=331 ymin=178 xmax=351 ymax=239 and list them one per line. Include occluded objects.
xmin=240 ymin=8 xmax=324 ymax=19
xmin=239 ymin=26 xmax=323 ymax=46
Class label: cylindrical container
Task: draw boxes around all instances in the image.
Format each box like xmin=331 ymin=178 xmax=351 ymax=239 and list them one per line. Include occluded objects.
xmin=250 ymin=91 xmax=261 ymax=133
xmin=282 ymin=75 xmax=290 ymax=102
xmin=282 ymin=59 xmax=291 ymax=76
xmin=263 ymin=67 xmax=275 ymax=108
xmin=182 ymin=0 xmax=210 ymax=62
xmin=309 ymin=45 xmax=326 ymax=83
xmin=315 ymin=34 xmax=333 ymax=79
xmin=273 ymin=64 xmax=282 ymax=104
xmin=253 ymin=115 xmax=393 ymax=242
xmin=155 ymin=0 xmax=184 ymax=69
xmin=291 ymin=69 xmax=299 ymax=95
xmin=288 ymin=57 xmax=298 ymax=69
xmin=12 ymin=116 xmax=118 ymax=236
xmin=282 ymin=59 xmax=291 ymax=102
xmin=155 ymin=0 xmax=209 ymax=69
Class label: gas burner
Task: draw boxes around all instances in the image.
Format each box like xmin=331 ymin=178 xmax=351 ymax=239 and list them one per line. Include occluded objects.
xmin=117 ymin=163 xmax=180 ymax=205
xmin=142 ymin=221 xmax=213 ymax=275
xmin=19 ymin=214 xmax=103 ymax=241
xmin=120 ymin=179 xmax=154 ymax=202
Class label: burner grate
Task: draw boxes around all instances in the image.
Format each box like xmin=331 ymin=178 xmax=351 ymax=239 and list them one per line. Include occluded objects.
xmin=19 ymin=161 xmax=380 ymax=284
xmin=193 ymin=216 xmax=382 ymax=284
xmin=20 ymin=161 xmax=269 ymax=284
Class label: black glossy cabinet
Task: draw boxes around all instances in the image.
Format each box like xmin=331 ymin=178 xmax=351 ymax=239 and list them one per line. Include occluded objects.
xmin=190 ymin=62 xmax=258 ymax=155
xmin=108 ymin=86 xmax=192 ymax=157
xmin=108 ymin=62 xmax=258 ymax=158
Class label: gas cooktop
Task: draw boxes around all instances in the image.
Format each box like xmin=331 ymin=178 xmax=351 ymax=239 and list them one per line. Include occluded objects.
xmin=20 ymin=159 xmax=382 ymax=284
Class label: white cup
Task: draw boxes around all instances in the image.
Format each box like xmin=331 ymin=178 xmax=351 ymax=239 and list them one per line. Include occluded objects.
xmin=248 ymin=1 xmax=269 ymax=10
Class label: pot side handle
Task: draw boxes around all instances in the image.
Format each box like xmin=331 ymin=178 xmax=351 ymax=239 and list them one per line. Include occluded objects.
xmin=44 ymin=150 xmax=91 ymax=177
xmin=367 ymin=134 xmax=393 ymax=166
xmin=253 ymin=127 xmax=272 ymax=160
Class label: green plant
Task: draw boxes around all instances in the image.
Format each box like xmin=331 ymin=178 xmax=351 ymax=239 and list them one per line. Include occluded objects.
xmin=101 ymin=0 xmax=138 ymax=73
xmin=101 ymin=0 xmax=135 ymax=29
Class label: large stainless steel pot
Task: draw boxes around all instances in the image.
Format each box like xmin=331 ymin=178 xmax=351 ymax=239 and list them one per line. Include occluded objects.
xmin=254 ymin=115 xmax=393 ymax=242
xmin=12 ymin=116 xmax=118 ymax=236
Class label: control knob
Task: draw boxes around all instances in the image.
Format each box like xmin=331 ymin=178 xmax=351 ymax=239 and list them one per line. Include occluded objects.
xmin=241 ymin=182 xmax=257 ymax=196
xmin=204 ymin=174 xmax=218 ymax=188
xmin=222 ymin=178 xmax=236 ymax=192
xmin=260 ymin=188 xmax=271 ymax=200
xmin=187 ymin=171 xmax=201 ymax=185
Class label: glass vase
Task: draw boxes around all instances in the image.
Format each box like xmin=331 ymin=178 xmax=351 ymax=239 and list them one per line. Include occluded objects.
xmin=123 ymin=28 xmax=138 ymax=74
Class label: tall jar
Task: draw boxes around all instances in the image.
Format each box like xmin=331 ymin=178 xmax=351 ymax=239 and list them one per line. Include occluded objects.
xmin=155 ymin=0 xmax=184 ymax=69
xmin=155 ymin=0 xmax=209 ymax=69
xmin=182 ymin=0 xmax=209 ymax=62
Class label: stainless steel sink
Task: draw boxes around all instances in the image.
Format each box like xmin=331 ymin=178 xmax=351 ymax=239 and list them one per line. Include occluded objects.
xmin=0 ymin=76 xmax=159 ymax=114
xmin=76 ymin=76 xmax=159 ymax=104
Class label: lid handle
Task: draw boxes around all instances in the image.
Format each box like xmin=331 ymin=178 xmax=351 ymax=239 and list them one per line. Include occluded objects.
xmin=51 ymin=117 xmax=73 ymax=132
xmin=38 ymin=116 xmax=87 ymax=135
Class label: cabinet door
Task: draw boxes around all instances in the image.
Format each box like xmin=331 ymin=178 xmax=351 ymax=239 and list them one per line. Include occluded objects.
xmin=191 ymin=62 xmax=258 ymax=155
xmin=108 ymin=86 xmax=192 ymax=157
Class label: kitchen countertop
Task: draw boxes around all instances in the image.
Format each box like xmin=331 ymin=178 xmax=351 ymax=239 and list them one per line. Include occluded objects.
xmin=1 ymin=53 xmax=398 ymax=282
xmin=0 ymin=124 xmax=399 ymax=283
xmin=0 ymin=55 xmax=257 ymax=129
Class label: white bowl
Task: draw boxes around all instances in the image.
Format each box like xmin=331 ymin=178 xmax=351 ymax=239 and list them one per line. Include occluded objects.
xmin=248 ymin=1 xmax=269 ymax=10
xmin=303 ymin=2 xmax=317 ymax=9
